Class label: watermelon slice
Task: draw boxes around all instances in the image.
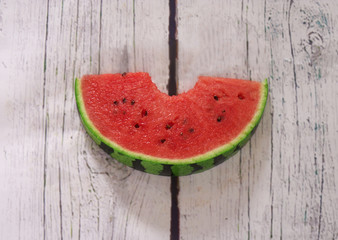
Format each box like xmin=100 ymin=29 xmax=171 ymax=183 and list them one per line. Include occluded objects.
xmin=75 ymin=73 xmax=268 ymax=176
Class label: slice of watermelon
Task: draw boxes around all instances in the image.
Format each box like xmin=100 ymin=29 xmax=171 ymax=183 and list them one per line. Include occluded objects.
xmin=75 ymin=72 xmax=268 ymax=176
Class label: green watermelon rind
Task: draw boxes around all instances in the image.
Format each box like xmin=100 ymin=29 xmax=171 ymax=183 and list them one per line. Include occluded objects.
xmin=75 ymin=77 xmax=268 ymax=176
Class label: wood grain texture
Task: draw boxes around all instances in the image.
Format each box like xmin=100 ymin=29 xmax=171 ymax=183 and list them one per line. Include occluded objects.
xmin=1 ymin=0 xmax=337 ymax=239
xmin=177 ymin=0 xmax=338 ymax=239
xmin=0 ymin=0 xmax=170 ymax=239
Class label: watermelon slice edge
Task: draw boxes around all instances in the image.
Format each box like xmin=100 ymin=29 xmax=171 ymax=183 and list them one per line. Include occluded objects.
xmin=75 ymin=73 xmax=268 ymax=176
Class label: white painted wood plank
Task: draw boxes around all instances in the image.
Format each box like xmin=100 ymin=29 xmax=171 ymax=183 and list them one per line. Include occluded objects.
xmin=177 ymin=1 xmax=271 ymax=239
xmin=177 ymin=0 xmax=338 ymax=239
xmin=0 ymin=0 xmax=171 ymax=239
xmin=0 ymin=0 xmax=48 ymax=239
xmin=267 ymin=1 xmax=338 ymax=238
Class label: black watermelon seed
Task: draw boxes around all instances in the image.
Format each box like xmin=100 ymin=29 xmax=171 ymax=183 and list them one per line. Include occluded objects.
xmin=141 ymin=109 xmax=148 ymax=117
xmin=217 ymin=116 xmax=222 ymax=122
xmin=238 ymin=93 xmax=245 ymax=100
xmin=122 ymin=98 xmax=127 ymax=103
xmin=131 ymin=100 xmax=135 ymax=105
xmin=160 ymin=139 xmax=166 ymax=143
xmin=214 ymin=95 xmax=219 ymax=101
xmin=189 ymin=128 xmax=194 ymax=133
xmin=222 ymin=110 xmax=226 ymax=113
xmin=134 ymin=124 xmax=140 ymax=128
xmin=165 ymin=121 xmax=174 ymax=130
xmin=122 ymin=72 xmax=127 ymax=77
xmin=114 ymin=101 xmax=118 ymax=105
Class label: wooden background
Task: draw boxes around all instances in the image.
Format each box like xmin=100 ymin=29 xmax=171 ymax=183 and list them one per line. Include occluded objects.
xmin=0 ymin=0 xmax=337 ymax=239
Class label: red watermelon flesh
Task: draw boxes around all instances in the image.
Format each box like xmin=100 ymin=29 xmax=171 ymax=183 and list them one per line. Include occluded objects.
xmin=80 ymin=72 xmax=263 ymax=159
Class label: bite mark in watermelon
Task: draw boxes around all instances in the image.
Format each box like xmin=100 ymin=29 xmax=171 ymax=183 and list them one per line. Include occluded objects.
xmin=75 ymin=72 xmax=268 ymax=176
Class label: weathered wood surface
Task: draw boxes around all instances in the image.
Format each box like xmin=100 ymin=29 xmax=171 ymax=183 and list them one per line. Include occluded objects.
xmin=0 ymin=0 xmax=170 ymax=239
xmin=177 ymin=0 xmax=338 ymax=239
xmin=0 ymin=0 xmax=337 ymax=239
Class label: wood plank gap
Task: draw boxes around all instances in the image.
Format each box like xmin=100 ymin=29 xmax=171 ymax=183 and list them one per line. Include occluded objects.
xmin=133 ymin=0 xmax=136 ymax=71
xmin=317 ymin=153 xmax=325 ymax=240
xmin=42 ymin=1 xmax=50 ymax=239
xmin=98 ymin=0 xmax=103 ymax=74
xmin=170 ymin=176 xmax=179 ymax=240
xmin=168 ymin=0 xmax=179 ymax=239
xmin=58 ymin=165 xmax=63 ymax=240
xmin=168 ymin=0 xmax=177 ymax=96
xmin=287 ymin=0 xmax=299 ymax=127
